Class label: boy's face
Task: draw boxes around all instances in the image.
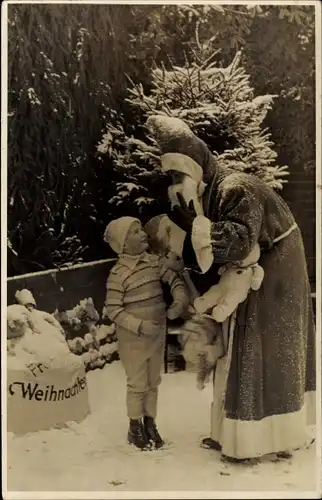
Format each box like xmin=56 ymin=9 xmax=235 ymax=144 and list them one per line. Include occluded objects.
xmin=123 ymin=221 xmax=149 ymax=255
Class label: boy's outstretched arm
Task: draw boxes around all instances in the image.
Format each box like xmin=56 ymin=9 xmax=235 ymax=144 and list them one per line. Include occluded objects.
xmin=160 ymin=264 xmax=190 ymax=320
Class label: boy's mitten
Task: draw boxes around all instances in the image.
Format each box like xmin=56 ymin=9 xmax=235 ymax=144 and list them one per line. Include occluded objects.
xmin=170 ymin=193 xmax=197 ymax=234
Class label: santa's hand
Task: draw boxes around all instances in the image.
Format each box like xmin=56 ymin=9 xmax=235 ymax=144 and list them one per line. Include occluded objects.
xmin=169 ymin=193 xmax=197 ymax=233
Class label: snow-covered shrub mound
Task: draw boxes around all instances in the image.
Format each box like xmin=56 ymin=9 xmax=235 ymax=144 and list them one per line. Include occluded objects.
xmin=7 ymin=304 xmax=34 ymax=340
xmin=7 ymin=303 xmax=69 ymax=364
xmin=9 ymin=290 xmax=119 ymax=373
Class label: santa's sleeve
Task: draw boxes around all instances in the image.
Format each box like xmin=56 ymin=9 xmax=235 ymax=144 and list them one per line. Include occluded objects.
xmin=190 ymin=184 xmax=263 ymax=273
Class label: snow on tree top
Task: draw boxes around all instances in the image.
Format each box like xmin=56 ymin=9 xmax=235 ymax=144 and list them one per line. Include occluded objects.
xmin=126 ymin=51 xmax=289 ymax=191
xmin=146 ymin=115 xmax=194 ymax=141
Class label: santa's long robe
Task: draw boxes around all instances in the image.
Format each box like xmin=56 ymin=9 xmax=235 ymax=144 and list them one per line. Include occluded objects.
xmin=183 ymin=167 xmax=316 ymax=459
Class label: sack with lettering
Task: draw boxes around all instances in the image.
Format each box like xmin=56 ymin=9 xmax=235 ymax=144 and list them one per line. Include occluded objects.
xmin=7 ymin=305 xmax=90 ymax=435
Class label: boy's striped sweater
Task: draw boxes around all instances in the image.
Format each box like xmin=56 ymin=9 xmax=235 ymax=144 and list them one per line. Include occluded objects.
xmin=103 ymin=252 xmax=189 ymax=333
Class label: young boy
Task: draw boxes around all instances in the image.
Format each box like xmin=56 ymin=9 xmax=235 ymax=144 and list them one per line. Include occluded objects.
xmin=102 ymin=216 xmax=189 ymax=450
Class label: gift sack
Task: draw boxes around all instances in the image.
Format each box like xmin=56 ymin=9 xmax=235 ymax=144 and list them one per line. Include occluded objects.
xmin=7 ymin=306 xmax=90 ymax=435
xmin=7 ymin=353 xmax=90 ymax=435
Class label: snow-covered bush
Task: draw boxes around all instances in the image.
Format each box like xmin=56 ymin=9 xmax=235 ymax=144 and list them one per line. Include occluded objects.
xmin=8 ymin=289 xmax=119 ymax=373
xmin=94 ymin=114 xmax=170 ymax=224
xmin=54 ymin=298 xmax=99 ymax=337
xmin=54 ymin=298 xmax=119 ymax=372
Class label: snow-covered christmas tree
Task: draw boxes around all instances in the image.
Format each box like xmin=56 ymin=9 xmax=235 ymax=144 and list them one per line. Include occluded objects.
xmin=127 ymin=50 xmax=289 ymax=187
xmin=96 ymin=47 xmax=289 ymax=223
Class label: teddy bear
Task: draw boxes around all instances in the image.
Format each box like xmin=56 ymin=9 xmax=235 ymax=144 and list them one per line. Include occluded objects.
xmin=178 ymin=314 xmax=224 ymax=390
xmin=194 ymin=243 xmax=265 ymax=323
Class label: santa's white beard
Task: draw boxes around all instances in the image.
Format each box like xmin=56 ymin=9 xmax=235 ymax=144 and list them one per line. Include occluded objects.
xmin=168 ymin=177 xmax=204 ymax=216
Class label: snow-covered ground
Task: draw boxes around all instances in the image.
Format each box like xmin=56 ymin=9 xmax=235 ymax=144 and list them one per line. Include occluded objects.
xmin=6 ymin=361 xmax=318 ymax=496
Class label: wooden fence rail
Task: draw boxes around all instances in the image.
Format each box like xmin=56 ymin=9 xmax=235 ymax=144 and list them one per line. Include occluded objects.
xmin=7 ymin=259 xmax=117 ymax=315
xmin=7 ymin=258 xmax=316 ymax=318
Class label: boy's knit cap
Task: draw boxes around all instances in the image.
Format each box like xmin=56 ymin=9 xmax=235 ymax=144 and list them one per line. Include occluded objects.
xmin=104 ymin=216 xmax=140 ymax=254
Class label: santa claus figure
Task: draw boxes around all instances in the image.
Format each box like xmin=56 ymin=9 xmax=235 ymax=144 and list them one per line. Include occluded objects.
xmin=147 ymin=115 xmax=316 ymax=464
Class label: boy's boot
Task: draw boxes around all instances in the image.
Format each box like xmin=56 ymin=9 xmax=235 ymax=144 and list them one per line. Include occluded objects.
xmin=128 ymin=419 xmax=150 ymax=450
xmin=143 ymin=416 xmax=165 ymax=449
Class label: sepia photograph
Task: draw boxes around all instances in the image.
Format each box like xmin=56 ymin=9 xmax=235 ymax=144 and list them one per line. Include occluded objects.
xmin=2 ymin=0 xmax=321 ymax=498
